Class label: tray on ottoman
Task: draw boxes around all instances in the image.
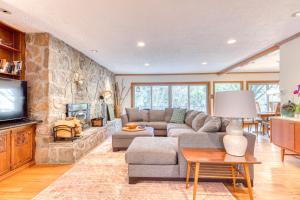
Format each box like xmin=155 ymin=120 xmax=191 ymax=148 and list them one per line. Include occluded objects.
xmin=112 ymin=127 xmax=154 ymax=151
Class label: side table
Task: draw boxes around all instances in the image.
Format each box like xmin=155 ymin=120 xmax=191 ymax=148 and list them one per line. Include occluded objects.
xmin=181 ymin=148 xmax=261 ymax=200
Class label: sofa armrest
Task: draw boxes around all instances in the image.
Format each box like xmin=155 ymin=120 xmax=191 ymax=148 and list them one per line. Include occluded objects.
xmin=121 ymin=114 xmax=129 ymax=126
xmin=177 ymin=132 xmax=256 ymax=179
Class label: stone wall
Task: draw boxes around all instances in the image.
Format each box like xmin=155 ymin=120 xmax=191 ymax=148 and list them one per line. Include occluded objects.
xmin=25 ymin=33 xmax=116 ymax=163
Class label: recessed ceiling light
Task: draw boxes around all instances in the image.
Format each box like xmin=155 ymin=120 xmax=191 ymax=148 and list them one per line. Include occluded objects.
xmin=90 ymin=49 xmax=98 ymax=53
xmin=292 ymin=11 xmax=300 ymax=17
xmin=202 ymin=62 xmax=207 ymax=65
xmin=144 ymin=63 xmax=150 ymax=66
xmin=137 ymin=41 xmax=145 ymax=47
xmin=227 ymin=39 xmax=237 ymax=44
xmin=0 ymin=8 xmax=11 ymax=15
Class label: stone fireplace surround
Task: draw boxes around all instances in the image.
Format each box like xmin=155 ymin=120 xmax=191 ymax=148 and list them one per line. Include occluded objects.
xmin=25 ymin=33 xmax=117 ymax=164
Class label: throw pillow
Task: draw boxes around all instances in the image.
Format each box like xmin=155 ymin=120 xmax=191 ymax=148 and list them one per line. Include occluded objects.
xmin=165 ymin=108 xmax=174 ymax=122
xmin=220 ymin=117 xmax=231 ymax=132
xmin=149 ymin=110 xmax=165 ymax=122
xmin=125 ymin=108 xmax=143 ymax=122
xmin=185 ymin=110 xmax=201 ymax=126
xmin=198 ymin=116 xmax=222 ymax=132
xmin=191 ymin=113 xmax=208 ymax=131
xmin=170 ymin=109 xmax=187 ymax=124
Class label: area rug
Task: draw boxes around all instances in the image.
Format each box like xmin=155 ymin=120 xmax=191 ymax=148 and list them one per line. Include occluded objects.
xmin=33 ymin=138 xmax=235 ymax=200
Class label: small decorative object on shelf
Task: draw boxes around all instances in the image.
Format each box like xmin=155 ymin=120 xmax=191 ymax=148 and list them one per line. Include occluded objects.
xmin=0 ymin=59 xmax=22 ymax=75
xmin=91 ymin=117 xmax=103 ymax=127
xmin=281 ymin=100 xmax=296 ymax=118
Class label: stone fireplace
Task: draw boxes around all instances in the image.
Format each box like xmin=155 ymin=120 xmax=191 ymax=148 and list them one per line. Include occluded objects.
xmin=25 ymin=33 xmax=119 ymax=163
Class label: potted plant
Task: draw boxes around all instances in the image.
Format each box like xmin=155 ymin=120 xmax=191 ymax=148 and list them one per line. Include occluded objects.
xmin=293 ymin=85 xmax=300 ymax=118
xmin=281 ymin=100 xmax=296 ymax=117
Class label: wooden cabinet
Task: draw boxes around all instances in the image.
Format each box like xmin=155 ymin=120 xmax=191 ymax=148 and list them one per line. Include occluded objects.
xmin=11 ymin=126 xmax=33 ymax=169
xmin=271 ymin=117 xmax=300 ymax=161
xmin=0 ymin=123 xmax=36 ymax=180
xmin=0 ymin=131 xmax=11 ymax=176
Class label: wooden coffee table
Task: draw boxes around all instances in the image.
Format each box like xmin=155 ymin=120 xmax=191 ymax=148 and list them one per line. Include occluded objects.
xmin=181 ymin=148 xmax=261 ymax=200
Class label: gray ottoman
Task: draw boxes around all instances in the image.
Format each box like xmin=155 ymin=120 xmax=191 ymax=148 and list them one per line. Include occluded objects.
xmin=125 ymin=137 xmax=179 ymax=183
xmin=112 ymin=127 xmax=154 ymax=151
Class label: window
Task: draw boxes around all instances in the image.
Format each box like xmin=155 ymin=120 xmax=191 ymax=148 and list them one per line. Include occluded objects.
xmin=247 ymin=82 xmax=280 ymax=113
xmin=214 ymin=82 xmax=243 ymax=94
xmin=190 ymin=85 xmax=208 ymax=113
xmin=132 ymin=83 xmax=209 ymax=113
xmin=171 ymin=85 xmax=188 ymax=109
xmin=152 ymin=86 xmax=169 ymax=110
xmin=134 ymin=85 xmax=151 ymax=109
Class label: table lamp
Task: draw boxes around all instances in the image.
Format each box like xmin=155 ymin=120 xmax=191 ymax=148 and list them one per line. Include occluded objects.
xmin=214 ymin=91 xmax=257 ymax=156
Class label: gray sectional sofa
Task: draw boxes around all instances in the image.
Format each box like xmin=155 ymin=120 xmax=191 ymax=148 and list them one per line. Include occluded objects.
xmin=122 ymin=108 xmax=257 ymax=185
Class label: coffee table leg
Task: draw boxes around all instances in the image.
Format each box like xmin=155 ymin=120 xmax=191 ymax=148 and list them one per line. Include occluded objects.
xmin=231 ymin=165 xmax=236 ymax=192
xmin=193 ymin=162 xmax=200 ymax=200
xmin=243 ymin=164 xmax=253 ymax=200
xmin=186 ymin=161 xmax=191 ymax=189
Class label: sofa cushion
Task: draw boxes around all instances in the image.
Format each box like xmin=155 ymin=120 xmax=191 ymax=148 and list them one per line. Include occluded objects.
xmin=141 ymin=110 xmax=149 ymax=122
xmin=164 ymin=108 xmax=174 ymax=122
xmin=167 ymin=123 xmax=191 ymax=132
xmin=147 ymin=121 xmax=167 ymax=130
xmin=149 ymin=110 xmax=165 ymax=122
xmin=198 ymin=116 xmax=222 ymax=132
xmin=170 ymin=109 xmax=186 ymax=124
xmin=126 ymin=108 xmax=143 ymax=122
xmin=191 ymin=113 xmax=208 ymax=131
xmin=125 ymin=137 xmax=178 ymax=165
xmin=185 ymin=110 xmax=201 ymax=126
xmin=220 ymin=118 xmax=231 ymax=132
xmin=168 ymin=128 xmax=196 ymax=137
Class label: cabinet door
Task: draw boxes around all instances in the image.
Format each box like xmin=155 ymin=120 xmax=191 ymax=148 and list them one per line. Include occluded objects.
xmin=294 ymin=123 xmax=300 ymax=153
xmin=283 ymin=122 xmax=295 ymax=150
xmin=0 ymin=131 xmax=11 ymax=175
xmin=271 ymin=119 xmax=283 ymax=147
xmin=11 ymin=126 xmax=33 ymax=169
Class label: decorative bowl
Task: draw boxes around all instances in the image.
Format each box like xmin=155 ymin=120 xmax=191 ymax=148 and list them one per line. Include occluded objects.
xmin=126 ymin=123 xmax=138 ymax=129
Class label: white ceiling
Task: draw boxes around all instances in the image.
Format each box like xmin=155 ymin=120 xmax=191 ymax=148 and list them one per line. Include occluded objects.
xmin=1 ymin=0 xmax=300 ymax=74
xmin=232 ymin=50 xmax=280 ymax=72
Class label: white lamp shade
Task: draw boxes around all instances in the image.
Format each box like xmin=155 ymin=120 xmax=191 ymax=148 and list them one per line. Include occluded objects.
xmin=214 ymin=91 xmax=257 ymax=118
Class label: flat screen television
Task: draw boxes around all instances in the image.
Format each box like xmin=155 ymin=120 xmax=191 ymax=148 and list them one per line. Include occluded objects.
xmin=0 ymin=78 xmax=27 ymax=121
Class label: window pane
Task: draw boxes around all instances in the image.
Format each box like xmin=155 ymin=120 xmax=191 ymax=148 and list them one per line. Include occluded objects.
xmin=134 ymin=86 xmax=151 ymax=109
xmin=249 ymin=83 xmax=280 ymax=112
xmin=152 ymin=86 xmax=169 ymax=110
xmin=190 ymin=85 xmax=208 ymax=113
xmin=172 ymin=85 xmax=188 ymax=109
xmin=214 ymin=82 xmax=241 ymax=93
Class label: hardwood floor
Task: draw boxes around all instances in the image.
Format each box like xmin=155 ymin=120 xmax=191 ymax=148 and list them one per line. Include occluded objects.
xmin=227 ymin=135 xmax=300 ymax=200
xmin=0 ymin=135 xmax=300 ymax=200
xmin=0 ymin=165 xmax=72 ymax=200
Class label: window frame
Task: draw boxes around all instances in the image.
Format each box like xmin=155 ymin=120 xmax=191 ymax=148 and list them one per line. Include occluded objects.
xmin=213 ymin=81 xmax=244 ymax=97
xmin=131 ymin=82 xmax=211 ymax=114
xmin=246 ymin=80 xmax=280 ymax=113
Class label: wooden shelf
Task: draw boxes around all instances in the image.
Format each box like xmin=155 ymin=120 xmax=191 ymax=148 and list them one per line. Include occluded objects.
xmin=0 ymin=72 xmax=20 ymax=79
xmin=0 ymin=43 xmax=20 ymax=52
xmin=0 ymin=21 xmax=25 ymax=80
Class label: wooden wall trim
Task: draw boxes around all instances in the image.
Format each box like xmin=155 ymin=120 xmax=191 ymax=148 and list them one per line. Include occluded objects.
xmin=217 ymin=32 xmax=300 ymax=75
xmin=116 ymin=71 xmax=279 ymax=77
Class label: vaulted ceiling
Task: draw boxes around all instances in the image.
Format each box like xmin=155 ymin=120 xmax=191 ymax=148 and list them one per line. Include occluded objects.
xmin=1 ymin=0 xmax=300 ymax=74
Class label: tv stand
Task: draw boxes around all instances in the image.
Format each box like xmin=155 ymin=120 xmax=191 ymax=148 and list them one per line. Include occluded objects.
xmin=0 ymin=119 xmax=39 ymax=181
